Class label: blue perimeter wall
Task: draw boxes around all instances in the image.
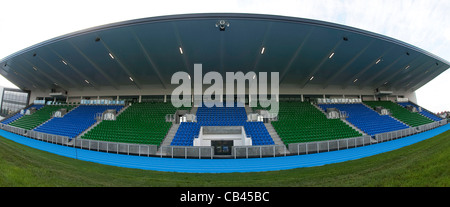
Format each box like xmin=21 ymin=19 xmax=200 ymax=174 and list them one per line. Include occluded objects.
xmin=1 ymin=124 xmax=449 ymax=173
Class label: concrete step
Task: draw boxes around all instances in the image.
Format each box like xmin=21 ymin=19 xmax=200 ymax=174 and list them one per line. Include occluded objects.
xmin=264 ymin=122 xmax=289 ymax=154
xmin=76 ymin=119 xmax=101 ymax=139
xmin=311 ymin=103 xmax=327 ymax=116
xmin=264 ymin=123 xmax=284 ymax=145
xmin=76 ymin=104 xmax=128 ymax=139
xmin=341 ymin=118 xmax=367 ymax=136
xmin=312 ymin=102 xmax=367 ymax=136
xmin=244 ymin=104 xmax=253 ymax=115
xmin=189 ymin=106 xmax=198 ymax=115
xmin=33 ymin=104 xmax=80 ymax=130
xmin=361 ymin=101 xmax=410 ymax=127
xmin=116 ymin=104 xmax=130 ymax=116
xmin=158 ymin=123 xmax=180 ymax=154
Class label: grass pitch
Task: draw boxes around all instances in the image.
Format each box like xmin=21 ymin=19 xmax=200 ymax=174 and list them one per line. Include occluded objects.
xmin=0 ymin=130 xmax=449 ymax=187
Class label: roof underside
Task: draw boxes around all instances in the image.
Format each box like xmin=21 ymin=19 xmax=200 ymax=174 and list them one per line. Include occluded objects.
xmin=0 ymin=13 xmax=448 ymax=93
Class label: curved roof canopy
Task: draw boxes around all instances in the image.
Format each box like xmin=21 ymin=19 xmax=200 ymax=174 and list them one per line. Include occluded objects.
xmin=0 ymin=13 xmax=448 ymax=93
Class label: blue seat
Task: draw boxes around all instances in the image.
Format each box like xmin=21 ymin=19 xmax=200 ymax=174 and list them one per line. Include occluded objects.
xmin=318 ymin=103 xmax=409 ymax=136
xmin=171 ymin=103 xmax=274 ymax=146
xmin=397 ymin=102 xmax=442 ymax=121
xmin=34 ymin=105 xmax=123 ymax=138
xmin=1 ymin=104 xmax=45 ymax=125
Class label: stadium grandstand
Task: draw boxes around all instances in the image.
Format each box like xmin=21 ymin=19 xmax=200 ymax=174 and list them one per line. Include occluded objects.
xmin=0 ymin=13 xmax=448 ymax=166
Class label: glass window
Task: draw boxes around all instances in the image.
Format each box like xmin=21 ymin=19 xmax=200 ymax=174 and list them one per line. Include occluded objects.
xmin=1 ymin=89 xmax=29 ymax=116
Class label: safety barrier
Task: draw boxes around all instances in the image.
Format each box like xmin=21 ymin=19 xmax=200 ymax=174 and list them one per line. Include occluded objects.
xmin=160 ymin=144 xmax=288 ymax=159
xmin=0 ymin=123 xmax=71 ymax=146
xmin=74 ymin=139 xmax=157 ymax=156
xmin=233 ymin=145 xmax=288 ymax=158
xmin=288 ymin=135 xmax=373 ymax=155
xmin=374 ymin=120 xmax=446 ymax=142
xmin=160 ymin=145 xmax=214 ymax=159
xmin=0 ymin=123 xmax=157 ymax=156
xmin=1 ymin=120 xmax=448 ymax=159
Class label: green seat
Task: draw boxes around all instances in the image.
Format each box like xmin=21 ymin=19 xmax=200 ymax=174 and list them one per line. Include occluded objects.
xmin=253 ymin=101 xmax=362 ymax=145
xmin=9 ymin=105 xmax=76 ymax=130
xmin=364 ymin=101 xmax=433 ymax=127
xmin=82 ymin=102 xmax=190 ymax=146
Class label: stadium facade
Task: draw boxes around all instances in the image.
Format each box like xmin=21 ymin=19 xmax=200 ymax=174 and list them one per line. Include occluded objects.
xmin=0 ymin=13 xmax=448 ymax=160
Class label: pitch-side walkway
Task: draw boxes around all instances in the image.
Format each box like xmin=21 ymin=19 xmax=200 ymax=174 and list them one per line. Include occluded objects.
xmin=1 ymin=124 xmax=449 ymax=173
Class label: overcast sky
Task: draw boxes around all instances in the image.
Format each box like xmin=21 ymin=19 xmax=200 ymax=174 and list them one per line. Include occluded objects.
xmin=0 ymin=0 xmax=449 ymax=112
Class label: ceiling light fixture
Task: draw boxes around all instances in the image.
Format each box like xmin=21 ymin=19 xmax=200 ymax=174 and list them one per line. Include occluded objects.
xmin=85 ymin=80 xmax=90 ymax=84
xmin=353 ymin=79 xmax=358 ymax=83
xmin=108 ymin=53 xmax=115 ymax=59
xmin=32 ymin=66 xmax=37 ymax=71
xmin=261 ymin=47 xmax=265 ymax=55
xmin=310 ymin=76 xmax=314 ymax=81
xmin=61 ymin=60 xmax=68 ymax=65
xmin=405 ymin=65 xmax=410 ymax=70
xmin=129 ymin=77 xmax=134 ymax=82
xmin=179 ymin=47 xmax=184 ymax=55
xmin=329 ymin=52 xmax=335 ymax=59
xmin=376 ymin=58 xmax=381 ymax=64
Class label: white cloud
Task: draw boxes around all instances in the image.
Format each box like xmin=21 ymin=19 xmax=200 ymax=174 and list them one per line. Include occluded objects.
xmin=416 ymin=69 xmax=450 ymax=113
xmin=0 ymin=76 xmax=19 ymax=89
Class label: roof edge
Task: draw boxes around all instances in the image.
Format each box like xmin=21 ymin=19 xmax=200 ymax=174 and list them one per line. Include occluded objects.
xmin=1 ymin=12 xmax=449 ymax=67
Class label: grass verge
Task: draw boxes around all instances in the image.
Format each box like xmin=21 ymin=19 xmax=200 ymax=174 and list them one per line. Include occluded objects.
xmin=0 ymin=130 xmax=449 ymax=187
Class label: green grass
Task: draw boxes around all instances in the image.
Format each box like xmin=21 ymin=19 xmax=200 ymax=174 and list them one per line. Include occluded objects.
xmin=0 ymin=130 xmax=449 ymax=187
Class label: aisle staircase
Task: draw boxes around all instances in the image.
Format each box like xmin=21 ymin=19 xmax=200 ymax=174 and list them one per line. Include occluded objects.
xmin=76 ymin=104 xmax=129 ymax=139
xmin=160 ymin=123 xmax=180 ymax=147
xmin=264 ymin=123 xmax=285 ymax=146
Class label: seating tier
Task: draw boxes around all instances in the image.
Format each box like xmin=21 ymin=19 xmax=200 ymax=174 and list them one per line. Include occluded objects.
xmin=364 ymin=101 xmax=433 ymax=127
xmin=82 ymin=102 xmax=182 ymax=146
xmin=397 ymin=102 xmax=443 ymax=122
xmin=1 ymin=104 xmax=45 ymax=125
xmin=34 ymin=105 xmax=123 ymax=138
xmin=254 ymin=101 xmax=362 ymax=144
xmin=9 ymin=105 xmax=76 ymax=130
xmin=171 ymin=102 xmax=274 ymax=146
xmin=318 ymin=103 xmax=409 ymax=136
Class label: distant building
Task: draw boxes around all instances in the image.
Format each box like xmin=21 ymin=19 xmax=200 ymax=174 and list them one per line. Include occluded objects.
xmin=0 ymin=86 xmax=29 ymax=117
